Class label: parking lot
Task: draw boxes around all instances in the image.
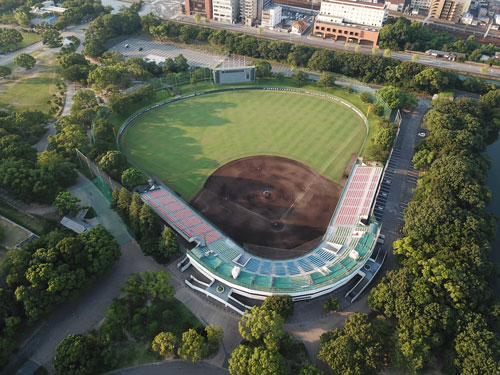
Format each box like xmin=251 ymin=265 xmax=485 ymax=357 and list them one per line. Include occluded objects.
xmin=110 ymin=38 xmax=227 ymax=68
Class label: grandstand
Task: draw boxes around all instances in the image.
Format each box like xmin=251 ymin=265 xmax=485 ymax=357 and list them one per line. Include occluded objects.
xmin=140 ymin=163 xmax=383 ymax=311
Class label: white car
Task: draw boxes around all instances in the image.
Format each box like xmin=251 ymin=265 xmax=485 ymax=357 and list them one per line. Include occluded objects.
xmin=418 ymin=132 xmax=426 ymax=137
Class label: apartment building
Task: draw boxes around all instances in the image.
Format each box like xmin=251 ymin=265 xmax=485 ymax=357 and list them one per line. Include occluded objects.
xmin=240 ymin=0 xmax=272 ymax=25
xmin=410 ymin=0 xmax=432 ymax=11
xmin=212 ymin=0 xmax=240 ymax=23
xmin=262 ymin=5 xmax=283 ymax=27
xmin=429 ymin=0 xmax=471 ymax=22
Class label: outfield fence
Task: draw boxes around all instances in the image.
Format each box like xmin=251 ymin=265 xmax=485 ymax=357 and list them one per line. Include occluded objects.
xmin=373 ymin=91 xmax=392 ymax=119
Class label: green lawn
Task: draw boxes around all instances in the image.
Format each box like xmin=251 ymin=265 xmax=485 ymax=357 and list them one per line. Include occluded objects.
xmin=0 ymin=30 xmax=41 ymax=53
xmin=121 ymin=89 xmax=367 ymax=200
xmin=0 ymin=51 xmax=61 ymax=112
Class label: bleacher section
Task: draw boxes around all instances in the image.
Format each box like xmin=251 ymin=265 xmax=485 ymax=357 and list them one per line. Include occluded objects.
xmin=140 ymin=164 xmax=383 ymax=295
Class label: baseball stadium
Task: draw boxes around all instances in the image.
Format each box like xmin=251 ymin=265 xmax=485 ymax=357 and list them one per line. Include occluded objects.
xmin=118 ymin=87 xmax=386 ymax=313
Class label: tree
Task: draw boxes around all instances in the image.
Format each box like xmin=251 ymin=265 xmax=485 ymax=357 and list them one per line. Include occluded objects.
xmin=122 ymin=270 xmax=174 ymax=306
xmin=253 ymin=60 xmax=272 ymax=78
xmin=41 ymin=29 xmax=62 ymax=48
xmin=360 ymin=91 xmax=373 ymax=103
xmin=377 ymin=86 xmax=417 ymax=110
xmin=53 ymin=334 xmax=104 ymax=375
xmin=98 ymin=151 xmax=128 ymax=180
xmin=318 ymin=313 xmax=388 ymax=375
xmin=194 ymin=12 xmax=201 ymax=24
xmin=0 ymin=65 xmax=11 ymax=79
xmin=229 ymin=344 xmax=253 ymax=375
xmin=239 ymin=306 xmax=284 ymax=351
xmin=53 ymin=191 xmax=81 ymax=215
xmin=48 ymin=124 xmax=89 ymax=159
xmin=0 ymin=29 xmax=22 ymax=47
xmin=299 ymin=365 xmax=324 ymax=375
xmin=206 ymin=324 xmax=224 ymax=344
xmin=291 ymin=70 xmax=308 ymax=85
xmin=248 ymin=347 xmax=286 ymax=375
xmin=121 ymin=168 xmax=147 ymax=189
xmin=14 ymin=53 xmax=36 ymax=70
xmin=177 ymin=329 xmax=206 ymax=362
xmin=174 ymin=54 xmax=189 ymax=72
xmin=317 ymin=72 xmax=336 ymax=88
xmin=261 ymin=295 xmax=294 ymax=319
xmin=155 ymin=226 xmax=178 ymax=258
xmin=323 ymin=297 xmax=340 ymax=313
xmin=152 ymin=331 xmax=177 ymax=356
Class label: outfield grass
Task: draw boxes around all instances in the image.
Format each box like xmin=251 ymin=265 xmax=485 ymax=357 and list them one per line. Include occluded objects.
xmin=121 ymin=88 xmax=367 ymax=200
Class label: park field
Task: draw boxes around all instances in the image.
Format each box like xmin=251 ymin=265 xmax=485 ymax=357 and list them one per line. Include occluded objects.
xmin=121 ymin=89 xmax=367 ymax=200
xmin=0 ymin=30 xmax=41 ymax=53
xmin=0 ymin=50 xmax=61 ymax=113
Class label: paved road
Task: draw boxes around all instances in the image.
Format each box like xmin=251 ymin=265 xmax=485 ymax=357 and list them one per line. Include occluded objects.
xmin=107 ymin=360 xmax=229 ymax=375
xmin=173 ymin=15 xmax=500 ymax=80
xmin=0 ymin=23 xmax=87 ymax=66
xmin=7 ymin=173 xmax=240 ymax=374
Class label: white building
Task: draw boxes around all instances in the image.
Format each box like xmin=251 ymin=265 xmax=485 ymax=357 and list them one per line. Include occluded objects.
xmin=212 ymin=0 xmax=240 ymax=23
xmin=261 ymin=5 xmax=282 ymax=27
xmin=385 ymin=0 xmax=405 ymax=11
xmin=495 ymin=13 xmax=500 ymax=24
xmin=317 ymin=0 xmax=388 ymax=27
xmin=461 ymin=11 xmax=474 ymax=23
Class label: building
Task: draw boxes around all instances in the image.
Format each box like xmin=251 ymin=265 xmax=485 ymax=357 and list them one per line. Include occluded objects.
xmin=240 ymin=0 xmax=272 ymax=25
xmin=425 ymin=49 xmax=466 ymax=60
xmin=496 ymin=13 xmax=500 ymax=24
xmin=183 ymin=0 xmax=213 ymax=19
xmin=31 ymin=0 xmax=67 ymax=14
xmin=60 ymin=216 xmax=92 ymax=234
xmin=409 ymin=0 xmax=432 ymax=11
xmin=212 ymin=0 xmax=240 ymax=22
xmin=313 ymin=0 xmax=388 ymax=46
xmin=291 ymin=18 xmax=309 ymax=34
xmin=213 ymin=66 xmax=256 ymax=84
xmin=385 ymin=0 xmax=406 ymax=11
xmin=461 ymin=11 xmax=474 ymax=23
xmin=317 ymin=0 xmax=388 ymax=27
xmin=429 ymin=0 xmax=471 ymax=22
xmin=262 ymin=5 xmax=282 ymax=27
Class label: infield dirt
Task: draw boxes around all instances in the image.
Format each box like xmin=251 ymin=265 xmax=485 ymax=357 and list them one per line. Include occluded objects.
xmin=191 ymin=156 xmax=345 ymax=259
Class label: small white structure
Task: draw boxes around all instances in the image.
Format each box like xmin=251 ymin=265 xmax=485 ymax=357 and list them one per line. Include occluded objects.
xmin=143 ymin=54 xmax=165 ymax=66
xmin=31 ymin=0 xmax=66 ymax=14
xmin=349 ymin=249 xmax=360 ymax=260
xmin=461 ymin=12 xmax=474 ymax=24
xmin=232 ymin=266 xmax=241 ymax=279
xmin=62 ymin=38 xmax=73 ymax=47
xmin=495 ymin=13 xmax=500 ymax=24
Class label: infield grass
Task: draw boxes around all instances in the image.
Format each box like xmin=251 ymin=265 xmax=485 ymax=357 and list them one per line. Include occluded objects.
xmin=121 ymin=89 xmax=367 ymax=200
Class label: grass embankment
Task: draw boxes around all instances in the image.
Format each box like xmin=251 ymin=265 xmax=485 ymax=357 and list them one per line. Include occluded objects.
xmin=119 ymin=80 xmax=369 ymax=200
xmin=0 ymin=199 xmax=55 ymax=235
xmin=0 ymin=50 xmax=61 ymax=112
